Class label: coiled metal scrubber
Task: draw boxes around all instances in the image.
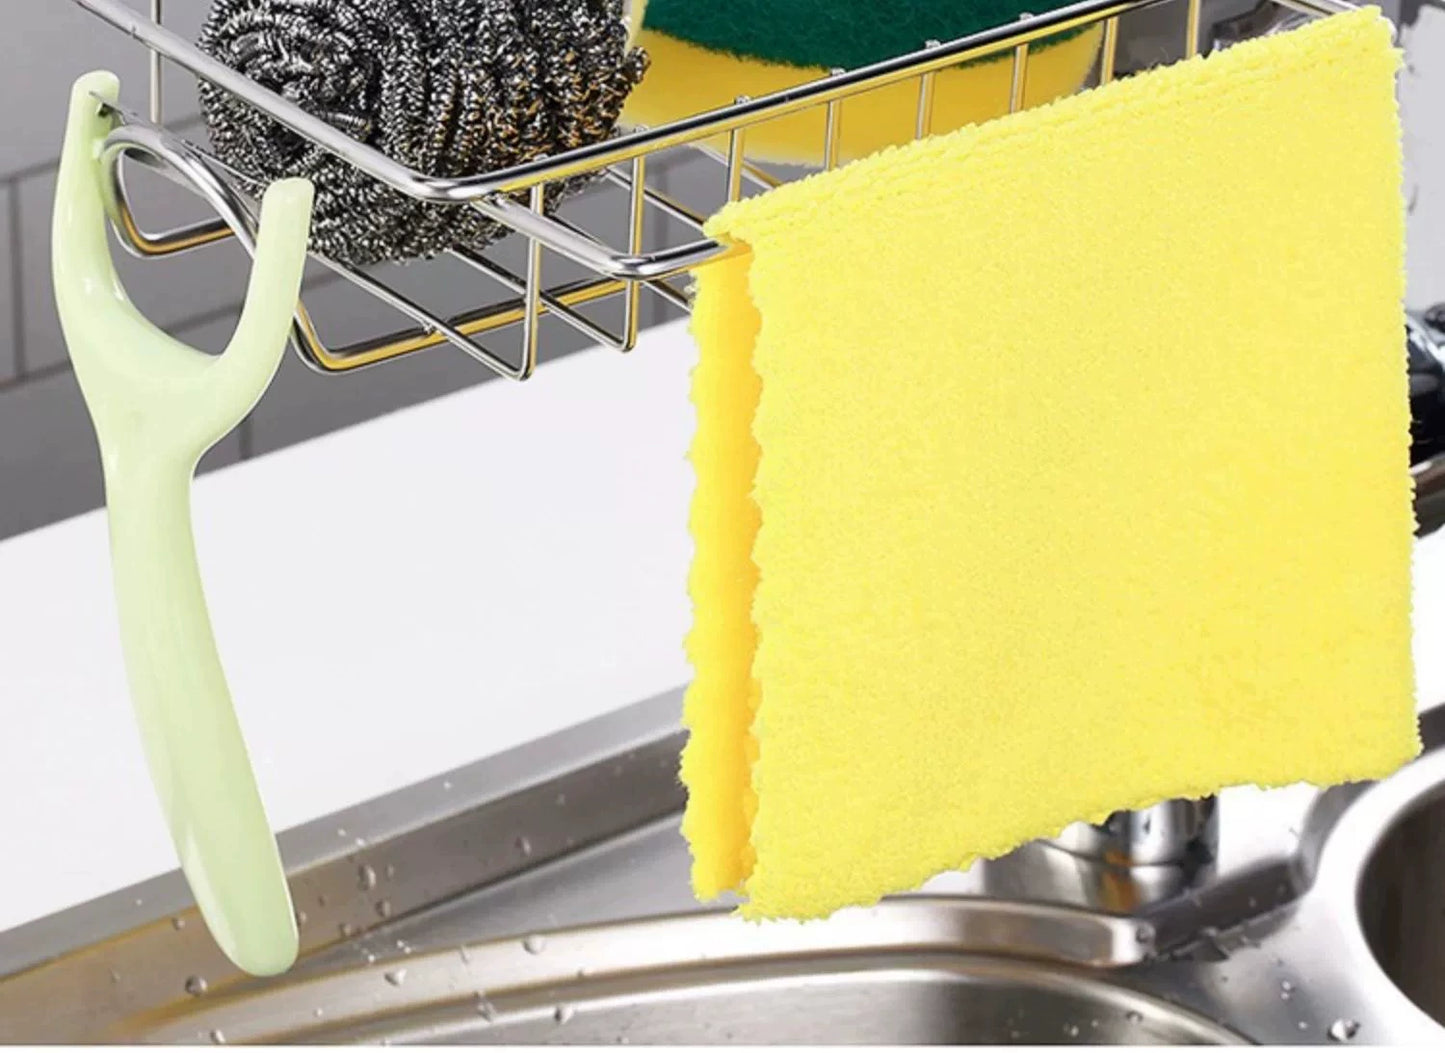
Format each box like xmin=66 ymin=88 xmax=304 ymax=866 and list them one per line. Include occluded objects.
xmin=197 ymin=0 xmax=648 ymax=266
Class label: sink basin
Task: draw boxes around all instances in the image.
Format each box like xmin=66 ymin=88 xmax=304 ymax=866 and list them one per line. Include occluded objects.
xmin=1357 ymin=784 xmax=1445 ymax=1027
xmin=5 ymin=688 xmax=1445 ymax=1045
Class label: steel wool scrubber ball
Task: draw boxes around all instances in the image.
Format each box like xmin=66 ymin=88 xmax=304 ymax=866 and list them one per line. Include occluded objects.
xmin=198 ymin=0 xmax=649 ymax=266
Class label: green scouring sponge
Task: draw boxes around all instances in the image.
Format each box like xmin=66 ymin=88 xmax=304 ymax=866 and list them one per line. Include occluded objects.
xmin=624 ymin=0 xmax=1102 ymax=164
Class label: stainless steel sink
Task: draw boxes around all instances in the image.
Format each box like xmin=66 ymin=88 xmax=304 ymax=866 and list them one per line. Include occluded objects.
xmin=133 ymin=903 xmax=1242 ymax=1045
xmin=3 ymin=689 xmax=1445 ymax=1045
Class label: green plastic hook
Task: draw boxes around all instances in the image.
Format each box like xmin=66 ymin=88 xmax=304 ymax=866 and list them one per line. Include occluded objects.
xmin=52 ymin=71 xmax=313 ymax=976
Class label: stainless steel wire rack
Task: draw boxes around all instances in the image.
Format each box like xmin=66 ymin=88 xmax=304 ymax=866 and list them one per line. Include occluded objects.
xmin=72 ymin=0 xmax=1352 ymax=379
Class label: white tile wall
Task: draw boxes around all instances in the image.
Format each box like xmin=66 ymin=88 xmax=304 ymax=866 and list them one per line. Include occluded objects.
xmin=1404 ymin=5 xmax=1445 ymax=309
xmin=0 ymin=0 xmax=206 ymax=182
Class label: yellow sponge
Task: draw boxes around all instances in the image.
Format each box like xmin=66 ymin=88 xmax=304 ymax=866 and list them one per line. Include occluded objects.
xmin=683 ymin=9 xmax=1418 ymax=919
xmin=625 ymin=26 xmax=1102 ymax=166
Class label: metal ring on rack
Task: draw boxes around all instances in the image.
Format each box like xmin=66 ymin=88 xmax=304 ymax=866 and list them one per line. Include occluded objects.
xmin=98 ymin=116 xmax=326 ymax=363
xmin=100 ymin=118 xmax=260 ymax=257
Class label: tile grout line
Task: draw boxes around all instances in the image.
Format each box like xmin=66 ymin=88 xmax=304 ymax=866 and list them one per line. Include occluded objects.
xmin=0 ymin=360 xmax=69 ymax=395
xmin=8 ymin=179 xmax=25 ymax=378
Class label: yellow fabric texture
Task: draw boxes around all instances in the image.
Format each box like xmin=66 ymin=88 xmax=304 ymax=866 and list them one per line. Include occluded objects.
xmin=624 ymin=27 xmax=1102 ymax=165
xmin=683 ymin=9 xmax=1418 ymax=919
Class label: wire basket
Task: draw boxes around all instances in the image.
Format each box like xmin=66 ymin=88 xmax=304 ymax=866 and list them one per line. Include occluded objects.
xmin=71 ymin=0 xmax=1350 ymax=379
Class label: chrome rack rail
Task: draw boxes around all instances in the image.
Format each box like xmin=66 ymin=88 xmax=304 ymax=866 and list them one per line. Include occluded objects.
xmin=72 ymin=0 xmax=1352 ymax=377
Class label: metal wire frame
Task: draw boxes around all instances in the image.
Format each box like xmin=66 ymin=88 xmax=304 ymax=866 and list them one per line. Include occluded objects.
xmin=73 ymin=0 xmax=1354 ymax=378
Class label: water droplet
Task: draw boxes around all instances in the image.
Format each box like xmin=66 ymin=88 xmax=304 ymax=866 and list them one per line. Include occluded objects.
xmin=184 ymin=975 xmax=208 ymax=997
xmin=376 ymin=899 xmax=393 ymax=919
xmin=554 ymin=1005 xmax=575 ymax=1025
xmin=385 ymin=864 xmax=396 ymax=880
xmin=133 ymin=897 xmax=144 ymax=907
xmin=339 ymin=922 xmax=356 ymax=938
xmin=442 ymin=779 xmax=453 ymax=790
xmin=1328 ymin=1019 xmax=1360 ymax=1043
xmin=364 ymin=952 xmax=377 ymax=965
xmin=295 ymin=909 xmax=308 ymax=928
xmin=556 ymin=792 xmax=568 ymax=806
xmin=1281 ymin=979 xmax=1295 ymax=1000
xmin=523 ymin=934 xmax=547 ymax=955
xmin=358 ymin=865 xmax=377 ymax=891
xmin=336 ymin=828 xmax=347 ymax=838
xmin=1063 ymin=1023 xmax=1080 ymax=1038
xmin=354 ymin=837 xmax=367 ymax=848
xmin=1089 ymin=1019 xmax=1099 ymax=1029
xmin=1298 ymin=1021 xmax=1310 ymax=1031
xmin=109 ymin=969 xmax=121 ymax=984
xmin=1247 ymin=896 xmax=1258 ymax=909
xmin=516 ymin=836 xmax=533 ymax=858
xmin=384 ymin=968 xmax=407 ymax=987
xmin=209 ymin=1030 xmax=226 ymax=1045
xmin=314 ymin=1007 xmax=325 ymax=1019
xmin=1125 ymin=1010 xmax=1144 ymax=1024
xmin=171 ymin=916 xmax=186 ymax=931
xmin=458 ymin=946 xmax=472 ymax=964
xmin=476 ymin=996 xmax=496 ymax=1021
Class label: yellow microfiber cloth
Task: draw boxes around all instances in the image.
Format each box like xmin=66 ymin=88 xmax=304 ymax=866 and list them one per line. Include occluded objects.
xmin=683 ymin=8 xmax=1419 ymax=920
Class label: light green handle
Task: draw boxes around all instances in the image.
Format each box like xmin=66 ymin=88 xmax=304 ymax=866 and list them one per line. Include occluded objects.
xmin=52 ymin=71 xmax=313 ymax=977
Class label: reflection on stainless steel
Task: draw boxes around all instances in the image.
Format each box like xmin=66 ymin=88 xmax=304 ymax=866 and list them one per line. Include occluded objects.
xmin=1411 ymin=309 xmax=1445 ymax=537
xmin=1358 ymin=784 xmax=1445 ymax=1025
xmin=3 ymin=690 xmax=1445 ymax=1044
xmin=1050 ymin=798 xmax=1218 ymax=868
xmin=142 ymin=902 xmax=1243 ymax=1045
xmin=1210 ymin=0 xmax=1312 ymax=49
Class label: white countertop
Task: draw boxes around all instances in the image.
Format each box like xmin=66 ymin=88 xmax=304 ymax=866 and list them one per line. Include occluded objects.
xmin=0 ymin=321 xmax=697 ymax=935
xmin=2 ymin=316 xmax=1443 ymax=935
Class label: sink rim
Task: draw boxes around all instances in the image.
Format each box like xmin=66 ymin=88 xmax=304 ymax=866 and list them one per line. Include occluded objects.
xmin=136 ymin=898 xmax=1246 ymax=1045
